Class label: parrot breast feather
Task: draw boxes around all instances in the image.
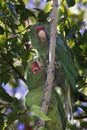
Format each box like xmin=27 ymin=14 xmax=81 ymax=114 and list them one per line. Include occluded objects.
xmin=27 ymin=68 xmax=46 ymax=90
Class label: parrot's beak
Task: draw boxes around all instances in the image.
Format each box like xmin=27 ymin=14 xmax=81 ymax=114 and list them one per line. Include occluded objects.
xmin=37 ymin=30 xmax=47 ymax=43
xmin=35 ymin=25 xmax=47 ymax=43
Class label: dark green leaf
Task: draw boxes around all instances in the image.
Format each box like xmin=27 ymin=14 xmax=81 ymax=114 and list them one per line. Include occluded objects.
xmin=81 ymin=106 xmax=87 ymax=113
xmin=67 ymin=122 xmax=78 ymax=130
xmin=7 ymin=109 xmax=18 ymax=125
xmin=22 ymin=32 xmax=30 ymax=42
xmin=0 ymin=86 xmax=13 ymax=102
xmin=7 ymin=3 xmax=15 ymax=10
xmin=17 ymin=0 xmax=25 ymax=7
xmin=0 ymin=26 xmax=4 ymax=35
xmin=20 ymin=9 xmax=36 ymax=21
xmin=0 ymin=113 xmax=4 ymax=130
xmin=80 ymin=121 xmax=87 ymax=129
xmin=66 ymin=0 xmax=75 ymax=7
xmin=47 ymin=0 xmax=52 ymax=1
xmin=39 ymin=126 xmax=48 ymax=130
xmin=0 ymin=12 xmax=4 ymax=17
xmin=37 ymin=11 xmax=50 ymax=22
xmin=7 ymin=3 xmax=18 ymax=23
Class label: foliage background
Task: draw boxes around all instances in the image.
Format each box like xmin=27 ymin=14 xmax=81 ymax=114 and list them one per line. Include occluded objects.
xmin=0 ymin=0 xmax=87 ymax=129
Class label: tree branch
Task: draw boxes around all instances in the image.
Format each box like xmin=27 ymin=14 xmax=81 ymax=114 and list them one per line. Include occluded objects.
xmin=36 ymin=0 xmax=58 ymax=129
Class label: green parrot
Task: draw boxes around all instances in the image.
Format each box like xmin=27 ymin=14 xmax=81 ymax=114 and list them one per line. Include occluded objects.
xmin=26 ymin=88 xmax=66 ymax=130
xmin=26 ymin=21 xmax=87 ymax=129
xmin=26 ymin=61 xmax=66 ymax=130
xmin=28 ymin=23 xmax=78 ymax=121
xmin=29 ymin=23 xmax=78 ymax=90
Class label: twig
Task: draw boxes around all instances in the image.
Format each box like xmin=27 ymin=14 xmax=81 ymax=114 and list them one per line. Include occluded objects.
xmin=74 ymin=115 xmax=87 ymax=120
xmin=36 ymin=0 xmax=58 ymax=129
xmin=0 ymin=100 xmax=9 ymax=105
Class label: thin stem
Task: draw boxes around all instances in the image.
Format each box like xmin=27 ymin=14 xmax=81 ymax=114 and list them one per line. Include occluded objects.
xmin=36 ymin=0 xmax=58 ymax=129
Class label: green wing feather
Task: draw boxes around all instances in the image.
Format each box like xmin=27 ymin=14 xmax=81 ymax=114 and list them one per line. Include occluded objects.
xmin=56 ymin=37 xmax=78 ymax=89
xmin=53 ymin=90 xmax=66 ymax=130
xmin=46 ymin=96 xmax=64 ymax=130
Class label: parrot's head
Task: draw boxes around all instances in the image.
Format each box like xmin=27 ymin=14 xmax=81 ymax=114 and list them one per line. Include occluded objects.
xmin=30 ymin=61 xmax=46 ymax=78
xmin=35 ymin=25 xmax=47 ymax=43
xmin=28 ymin=61 xmax=46 ymax=90
xmin=30 ymin=61 xmax=41 ymax=74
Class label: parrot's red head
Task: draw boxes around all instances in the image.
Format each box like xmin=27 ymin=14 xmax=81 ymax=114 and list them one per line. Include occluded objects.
xmin=35 ymin=25 xmax=45 ymax=34
xmin=31 ymin=61 xmax=41 ymax=74
xmin=35 ymin=25 xmax=47 ymax=43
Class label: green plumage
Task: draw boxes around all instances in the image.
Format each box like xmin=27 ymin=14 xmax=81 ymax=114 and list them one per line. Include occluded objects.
xmin=26 ymin=87 xmax=65 ymax=130
xmin=29 ymin=23 xmax=78 ymax=90
xmin=26 ymin=22 xmax=78 ymax=129
xmin=56 ymin=37 xmax=78 ymax=90
xmin=29 ymin=23 xmax=49 ymax=58
xmin=27 ymin=68 xmax=46 ymax=90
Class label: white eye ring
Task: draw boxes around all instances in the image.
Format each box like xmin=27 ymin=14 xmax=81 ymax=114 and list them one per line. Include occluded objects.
xmin=33 ymin=67 xmax=38 ymax=73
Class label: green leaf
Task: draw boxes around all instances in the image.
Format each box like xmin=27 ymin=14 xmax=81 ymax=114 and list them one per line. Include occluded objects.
xmin=31 ymin=105 xmax=51 ymax=121
xmin=0 ymin=68 xmax=10 ymax=84
xmin=0 ymin=0 xmax=5 ymax=7
xmin=37 ymin=10 xmax=49 ymax=22
xmin=81 ymin=106 xmax=87 ymax=113
xmin=0 ymin=113 xmax=4 ymax=130
xmin=39 ymin=126 xmax=48 ymax=130
xmin=0 ymin=86 xmax=13 ymax=102
xmin=44 ymin=1 xmax=52 ymax=13
xmin=80 ymin=121 xmax=87 ymax=129
xmin=66 ymin=0 xmax=75 ymax=7
xmin=7 ymin=100 xmax=23 ymax=125
xmin=0 ymin=26 xmax=4 ymax=35
xmin=20 ymin=9 xmax=36 ymax=21
xmin=66 ymin=122 xmax=78 ymax=130
xmin=7 ymin=109 xmax=18 ymax=125
xmin=7 ymin=3 xmax=18 ymax=23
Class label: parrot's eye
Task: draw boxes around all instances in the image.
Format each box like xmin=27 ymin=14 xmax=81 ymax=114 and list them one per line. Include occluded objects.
xmin=33 ymin=67 xmax=39 ymax=74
